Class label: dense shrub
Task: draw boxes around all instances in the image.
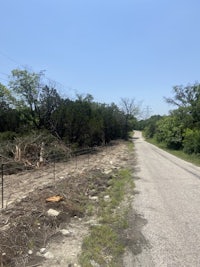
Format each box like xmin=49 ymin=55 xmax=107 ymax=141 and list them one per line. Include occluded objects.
xmin=0 ymin=131 xmax=17 ymax=142
xmin=183 ymin=129 xmax=200 ymax=154
xmin=155 ymin=116 xmax=183 ymax=149
xmin=145 ymin=124 xmax=157 ymax=138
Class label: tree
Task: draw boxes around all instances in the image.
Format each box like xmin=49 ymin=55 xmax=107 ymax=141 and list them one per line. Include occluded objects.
xmin=120 ymin=98 xmax=141 ymax=139
xmin=99 ymin=103 xmax=124 ymax=143
xmin=39 ymin=85 xmax=62 ymax=131
xmin=0 ymin=83 xmax=23 ymax=133
xmin=165 ymin=83 xmax=200 ymax=108
xmin=143 ymin=115 xmax=162 ymax=138
xmin=120 ymin=98 xmax=141 ymax=118
xmin=0 ymin=83 xmax=14 ymax=110
xmin=155 ymin=116 xmax=184 ymax=149
xmin=9 ymin=69 xmax=44 ymax=129
xmin=183 ymin=128 xmax=200 ymax=154
xmin=52 ymin=97 xmax=94 ymax=146
xmin=0 ymin=68 xmax=142 ymax=148
xmin=163 ymin=83 xmax=200 ymax=153
xmin=8 ymin=69 xmax=64 ymax=133
xmin=165 ymin=83 xmax=200 ymax=128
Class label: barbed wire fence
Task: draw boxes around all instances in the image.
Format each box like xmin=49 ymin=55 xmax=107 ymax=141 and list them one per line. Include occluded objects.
xmin=1 ymin=164 xmax=3 ymax=209
xmin=0 ymin=145 xmax=106 ymax=210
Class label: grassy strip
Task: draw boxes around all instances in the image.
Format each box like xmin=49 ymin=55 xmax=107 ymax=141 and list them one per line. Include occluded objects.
xmin=146 ymin=137 xmax=200 ymax=166
xmin=79 ymin=168 xmax=134 ymax=267
xmin=127 ymin=140 xmax=134 ymax=152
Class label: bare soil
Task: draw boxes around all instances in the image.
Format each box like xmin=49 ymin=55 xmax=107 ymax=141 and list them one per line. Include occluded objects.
xmin=0 ymin=141 xmax=133 ymax=267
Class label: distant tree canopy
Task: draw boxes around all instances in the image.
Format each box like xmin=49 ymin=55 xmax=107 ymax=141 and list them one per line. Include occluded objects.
xmin=0 ymin=69 xmax=138 ymax=147
xmin=137 ymin=115 xmax=162 ymax=138
xmin=120 ymin=98 xmax=141 ymax=139
xmin=140 ymin=83 xmax=200 ymax=155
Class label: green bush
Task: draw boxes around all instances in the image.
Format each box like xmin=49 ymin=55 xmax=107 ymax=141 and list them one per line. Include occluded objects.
xmin=0 ymin=131 xmax=17 ymax=142
xmin=183 ymin=129 xmax=200 ymax=154
xmin=155 ymin=116 xmax=183 ymax=149
xmin=144 ymin=124 xmax=156 ymax=138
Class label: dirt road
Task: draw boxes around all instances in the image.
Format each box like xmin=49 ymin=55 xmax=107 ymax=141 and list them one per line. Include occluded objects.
xmin=125 ymin=131 xmax=200 ymax=266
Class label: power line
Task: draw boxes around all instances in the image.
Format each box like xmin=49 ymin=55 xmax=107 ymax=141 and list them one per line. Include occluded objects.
xmin=0 ymin=50 xmax=21 ymax=66
xmin=0 ymin=72 xmax=9 ymax=77
xmin=0 ymin=50 xmax=80 ymax=98
xmin=0 ymin=71 xmax=10 ymax=84
xmin=0 ymin=77 xmax=9 ymax=83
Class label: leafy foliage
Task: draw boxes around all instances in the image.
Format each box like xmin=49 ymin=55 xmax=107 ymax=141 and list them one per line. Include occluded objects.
xmin=155 ymin=116 xmax=183 ymax=149
xmin=143 ymin=115 xmax=162 ymax=138
xmin=0 ymin=69 xmax=135 ymax=152
xmin=143 ymin=83 xmax=200 ymax=155
xmin=183 ymin=129 xmax=200 ymax=154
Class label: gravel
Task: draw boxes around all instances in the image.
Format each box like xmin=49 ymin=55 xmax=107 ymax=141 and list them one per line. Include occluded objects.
xmin=127 ymin=131 xmax=200 ymax=266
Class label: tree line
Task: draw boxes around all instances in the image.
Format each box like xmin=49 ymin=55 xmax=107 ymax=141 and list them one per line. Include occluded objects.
xmin=138 ymin=83 xmax=200 ymax=155
xmin=0 ymin=69 xmax=138 ymax=149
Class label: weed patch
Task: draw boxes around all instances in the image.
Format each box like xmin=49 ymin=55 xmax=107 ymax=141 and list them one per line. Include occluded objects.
xmin=147 ymin=138 xmax=200 ymax=166
xmin=79 ymin=168 xmax=134 ymax=266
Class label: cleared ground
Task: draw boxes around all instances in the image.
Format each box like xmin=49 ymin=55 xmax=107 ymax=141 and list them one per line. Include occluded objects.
xmin=0 ymin=141 xmax=133 ymax=266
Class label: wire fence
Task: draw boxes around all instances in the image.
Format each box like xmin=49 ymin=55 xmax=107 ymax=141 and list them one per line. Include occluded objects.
xmin=0 ymin=146 xmax=104 ymax=209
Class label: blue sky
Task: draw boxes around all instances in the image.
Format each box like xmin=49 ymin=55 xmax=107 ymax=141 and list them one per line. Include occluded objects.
xmin=1 ymin=0 xmax=200 ymax=116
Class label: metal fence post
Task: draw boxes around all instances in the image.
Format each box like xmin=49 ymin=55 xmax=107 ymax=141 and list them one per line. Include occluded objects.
xmin=75 ymin=154 xmax=78 ymax=169
xmin=1 ymin=164 xmax=4 ymax=209
xmin=53 ymin=154 xmax=56 ymax=184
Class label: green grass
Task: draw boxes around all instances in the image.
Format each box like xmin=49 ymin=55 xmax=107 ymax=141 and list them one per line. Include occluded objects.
xmin=147 ymin=137 xmax=200 ymax=166
xmin=127 ymin=140 xmax=134 ymax=152
xmin=79 ymin=168 xmax=134 ymax=267
xmin=79 ymin=225 xmax=124 ymax=267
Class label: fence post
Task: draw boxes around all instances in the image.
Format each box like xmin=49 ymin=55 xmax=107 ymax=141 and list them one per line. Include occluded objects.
xmin=75 ymin=154 xmax=78 ymax=169
xmin=53 ymin=154 xmax=56 ymax=184
xmin=1 ymin=164 xmax=4 ymax=209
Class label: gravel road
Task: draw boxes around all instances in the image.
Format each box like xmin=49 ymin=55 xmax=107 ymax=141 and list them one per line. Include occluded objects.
xmin=126 ymin=131 xmax=200 ymax=266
